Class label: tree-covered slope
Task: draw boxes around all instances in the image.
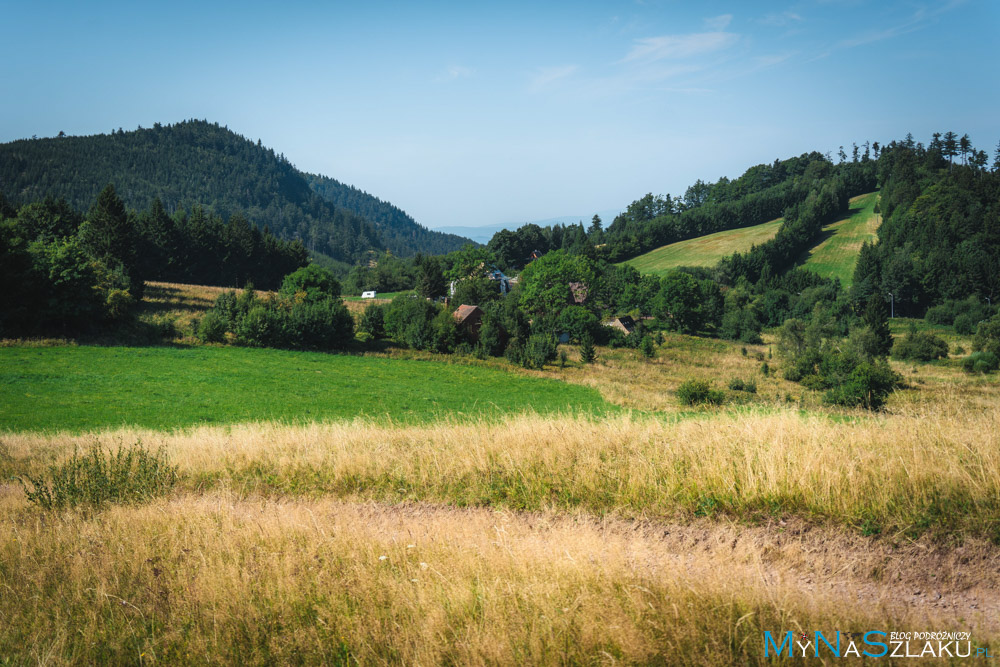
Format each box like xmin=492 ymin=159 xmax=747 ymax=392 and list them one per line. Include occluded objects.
xmin=303 ymin=173 xmax=470 ymax=256
xmin=0 ymin=120 xmax=472 ymax=262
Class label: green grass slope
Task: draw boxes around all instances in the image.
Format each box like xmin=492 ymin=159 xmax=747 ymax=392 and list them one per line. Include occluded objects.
xmin=800 ymin=192 xmax=879 ymax=286
xmin=622 ymin=218 xmax=783 ymax=277
xmin=0 ymin=346 xmax=613 ymax=433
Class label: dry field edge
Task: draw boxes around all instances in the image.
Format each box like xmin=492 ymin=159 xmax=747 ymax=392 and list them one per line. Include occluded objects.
xmin=1 ymin=492 xmax=997 ymax=665
xmin=5 ymin=409 xmax=999 ymax=542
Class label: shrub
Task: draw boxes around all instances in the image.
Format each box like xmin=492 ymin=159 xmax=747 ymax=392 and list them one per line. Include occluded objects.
xmin=287 ymin=300 xmax=354 ymax=350
xmin=639 ymin=335 xmax=655 ymax=358
xmin=728 ymin=377 xmax=757 ymax=393
xmin=279 ymin=264 xmax=341 ymax=303
xmin=760 ymin=362 xmax=769 ymax=376
xmin=556 ymin=305 xmax=599 ymax=344
xmin=677 ymin=379 xmax=725 ymax=406
xmin=383 ymin=295 xmax=438 ymax=350
xmin=523 ymin=334 xmax=557 ymax=370
xmin=197 ymin=310 xmax=228 ymax=343
xmin=973 ymin=314 xmax=1000 ymax=358
xmin=235 ymin=305 xmax=288 ymax=348
xmin=430 ymin=308 xmax=460 ymax=353
xmin=358 ymin=303 xmax=385 ymax=338
xmin=579 ymin=335 xmax=596 ymax=364
xmin=892 ymin=330 xmax=948 ymax=361
xmin=925 ymin=303 xmax=955 ymax=325
xmin=18 ymin=442 xmax=178 ymax=510
xmin=962 ymin=351 xmax=999 ymax=374
xmin=953 ymin=313 xmax=974 ymax=335
xmin=823 ymin=360 xmax=900 ymax=410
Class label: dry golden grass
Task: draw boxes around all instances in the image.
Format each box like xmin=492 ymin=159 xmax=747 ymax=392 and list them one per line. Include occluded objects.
xmin=1 ymin=492 xmax=994 ymax=664
xmin=5 ymin=281 xmax=999 ymax=663
xmin=6 ymin=402 xmax=999 ymax=539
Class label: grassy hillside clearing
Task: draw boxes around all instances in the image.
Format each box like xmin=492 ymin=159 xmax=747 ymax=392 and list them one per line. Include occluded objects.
xmin=622 ymin=217 xmax=783 ymax=276
xmin=622 ymin=192 xmax=880 ymax=285
xmin=0 ymin=346 xmax=613 ymax=432
xmin=801 ymin=191 xmax=879 ymax=285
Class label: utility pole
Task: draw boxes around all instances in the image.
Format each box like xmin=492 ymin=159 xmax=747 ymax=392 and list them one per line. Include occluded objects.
xmin=888 ymin=292 xmax=894 ymax=318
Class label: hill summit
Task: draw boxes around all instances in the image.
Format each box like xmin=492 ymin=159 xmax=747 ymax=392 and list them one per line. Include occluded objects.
xmin=0 ymin=120 xmax=472 ymax=263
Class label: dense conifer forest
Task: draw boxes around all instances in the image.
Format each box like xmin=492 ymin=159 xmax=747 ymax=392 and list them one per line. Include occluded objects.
xmin=0 ymin=120 xmax=471 ymax=264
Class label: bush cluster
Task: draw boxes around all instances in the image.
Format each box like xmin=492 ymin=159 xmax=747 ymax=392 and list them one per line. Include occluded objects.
xmin=199 ymin=266 xmax=354 ymax=351
xmin=925 ymin=297 xmax=993 ymax=329
xmin=677 ymin=380 xmax=725 ymax=406
xmin=892 ymin=330 xmax=948 ymax=361
xmin=963 ymin=351 xmax=999 ymax=374
xmin=727 ymin=377 xmax=757 ymax=393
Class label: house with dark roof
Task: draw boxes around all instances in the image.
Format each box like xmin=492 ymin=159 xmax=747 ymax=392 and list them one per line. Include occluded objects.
xmin=453 ymin=304 xmax=484 ymax=340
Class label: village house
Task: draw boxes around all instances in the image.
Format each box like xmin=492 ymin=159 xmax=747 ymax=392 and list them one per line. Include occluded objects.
xmin=603 ymin=316 xmax=636 ymax=335
xmin=452 ymin=304 xmax=484 ymax=340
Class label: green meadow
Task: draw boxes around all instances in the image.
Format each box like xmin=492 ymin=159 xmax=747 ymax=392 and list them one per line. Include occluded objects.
xmin=622 ymin=218 xmax=783 ymax=277
xmin=800 ymin=192 xmax=879 ymax=286
xmin=0 ymin=345 xmax=613 ymax=432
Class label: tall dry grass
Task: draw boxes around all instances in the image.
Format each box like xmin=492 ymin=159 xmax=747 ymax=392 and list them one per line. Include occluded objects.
xmin=2 ymin=493 xmax=989 ymax=665
xmin=6 ymin=401 xmax=999 ymax=539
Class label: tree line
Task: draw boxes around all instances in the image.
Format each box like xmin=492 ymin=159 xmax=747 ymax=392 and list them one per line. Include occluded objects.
xmin=0 ymin=185 xmax=307 ymax=336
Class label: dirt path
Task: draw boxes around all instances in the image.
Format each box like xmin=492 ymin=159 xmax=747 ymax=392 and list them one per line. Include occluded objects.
xmin=302 ymin=499 xmax=1000 ymax=634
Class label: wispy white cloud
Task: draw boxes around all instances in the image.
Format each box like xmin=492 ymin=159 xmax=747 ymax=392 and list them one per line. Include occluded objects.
xmin=434 ymin=65 xmax=474 ymax=82
xmin=620 ymin=32 xmax=738 ymax=63
xmin=704 ymin=14 xmax=733 ymax=31
xmin=528 ymin=65 xmax=579 ymax=92
xmin=752 ymin=53 xmax=797 ymax=68
xmin=759 ymin=10 xmax=803 ymax=27
xmin=837 ymin=0 xmax=967 ymax=49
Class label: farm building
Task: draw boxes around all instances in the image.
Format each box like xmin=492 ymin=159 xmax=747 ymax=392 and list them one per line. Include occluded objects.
xmin=603 ymin=316 xmax=636 ymax=335
xmin=453 ymin=304 xmax=484 ymax=340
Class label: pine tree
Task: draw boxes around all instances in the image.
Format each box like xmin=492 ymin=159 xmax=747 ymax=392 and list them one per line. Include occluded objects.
xmin=80 ymin=184 xmax=143 ymax=280
xmin=942 ymin=131 xmax=959 ymax=168
xmin=416 ymin=257 xmax=446 ymax=299
xmin=579 ymin=334 xmax=596 ymax=364
xmin=959 ymin=134 xmax=971 ymax=165
xmin=862 ymin=296 xmax=893 ymax=357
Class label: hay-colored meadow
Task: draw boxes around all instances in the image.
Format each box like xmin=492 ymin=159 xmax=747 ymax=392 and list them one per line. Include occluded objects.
xmin=3 ymin=281 xmax=999 ymax=664
xmin=3 ymin=399 xmax=1000 ymax=663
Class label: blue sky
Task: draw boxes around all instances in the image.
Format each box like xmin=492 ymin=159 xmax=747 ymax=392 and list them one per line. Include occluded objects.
xmin=2 ymin=0 xmax=997 ymax=228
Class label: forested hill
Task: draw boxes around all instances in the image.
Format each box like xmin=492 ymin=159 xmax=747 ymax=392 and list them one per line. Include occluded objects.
xmin=301 ymin=173 xmax=469 ymax=256
xmin=0 ymin=120 xmax=472 ymax=263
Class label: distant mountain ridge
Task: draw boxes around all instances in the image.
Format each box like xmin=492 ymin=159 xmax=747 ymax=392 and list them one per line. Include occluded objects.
xmin=435 ymin=209 xmax=623 ymax=245
xmin=0 ymin=120 xmax=473 ymax=264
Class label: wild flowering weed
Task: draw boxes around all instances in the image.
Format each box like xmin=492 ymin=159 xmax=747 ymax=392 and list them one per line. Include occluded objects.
xmin=17 ymin=441 xmax=178 ymax=510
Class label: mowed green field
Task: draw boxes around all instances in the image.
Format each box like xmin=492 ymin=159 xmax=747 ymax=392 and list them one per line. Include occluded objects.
xmin=801 ymin=192 xmax=879 ymax=286
xmin=622 ymin=218 xmax=783 ymax=277
xmin=0 ymin=346 xmax=613 ymax=432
